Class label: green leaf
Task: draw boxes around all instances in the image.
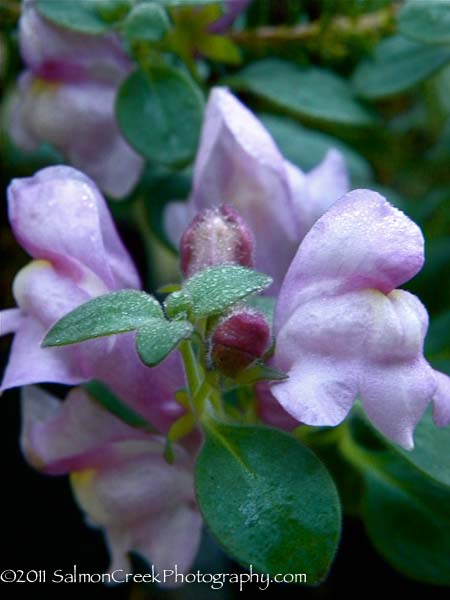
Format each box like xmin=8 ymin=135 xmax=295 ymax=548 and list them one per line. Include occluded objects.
xmin=225 ymin=59 xmax=375 ymax=127
xmin=42 ymin=290 xmax=163 ymax=347
xmin=352 ymin=35 xmax=450 ymax=100
xmin=362 ymin=450 xmax=450 ymax=585
xmin=195 ymin=422 xmax=341 ymax=582
xmin=426 ymin=309 xmax=450 ymax=357
xmin=136 ymin=318 xmax=193 ymax=365
xmin=85 ymin=380 xmax=157 ymax=432
xmin=158 ymin=283 xmax=182 ymax=294
xmin=407 ymin=236 xmax=450 ymax=315
xmin=311 ymin=441 xmax=365 ymax=518
xmin=164 ymin=290 xmax=193 ymax=319
xmin=350 ymin=406 xmax=450 ymax=490
xmin=259 ymin=113 xmax=373 ymax=185
xmin=116 ymin=66 xmax=204 ymax=167
xmin=96 ymin=0 xmax=132 ymax=23
xmin=183 ymin=265 xmax=273 ymax=318
xmin=196 ymin=34 xmax=241 ymax=65
xmin=123 ymin=3 xmax=170 ymax=43
xmin=399 ymin=0 xmax=450 ymax=45
xmin=234 ymin=362 xmax=287 ymax=384
xmin=139 ymin=167 xmax=192 ymax=252
xmin=36 ymin=0 xmax=112 ymax=34
xmin=391 ymin=409 xmax=450 ymax=490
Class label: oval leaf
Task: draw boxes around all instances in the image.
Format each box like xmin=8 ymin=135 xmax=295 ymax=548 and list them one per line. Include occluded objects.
xmin=393 ymin=409 xmax=450 ymax=490
xmin=37 ymin=0 xmax=112 ymax=34
xmin=42 ymin=290 xmax=163 ymax=347
xmin=225 ymin=59 xmax=375 ymax=127
xmin=353 ymin=35 xmax=450 ymax=100
xmin=136 ymin=318 xmax=193 ymax=366
xmin=350 ymin=406 xmax=450 ymax=490
xmin=123 ymin=3 xmax=170 ymax=43
xmin=196 ymin=422 xmax=341 ymax=582
xmin=399 ymin=0 xmax=450 ymax=45
xmin=425 ymin=309 xmax=450 ymax=358
xmin=259 ymin=113 xmax=372 ymax=185
xmin=184 ymin=265 xmax=273 ymax=318
xmin=363 ymin=451 xmax=450 ymax=585
xmin=116 ymin=66 xmax=204 ymax=167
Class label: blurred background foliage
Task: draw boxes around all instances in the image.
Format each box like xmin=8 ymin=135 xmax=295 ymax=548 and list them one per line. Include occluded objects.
xmin=1 ymin=1 xmax=450 ymax=598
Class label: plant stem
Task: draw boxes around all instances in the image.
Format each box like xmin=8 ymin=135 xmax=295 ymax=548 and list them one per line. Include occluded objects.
xmin=229 ymin=6 xmax=396 ymax=48
xmin=179 ymin=339 xmax=203 ymax=417
xmin=338 ymin=421 xmax=377 ymax=474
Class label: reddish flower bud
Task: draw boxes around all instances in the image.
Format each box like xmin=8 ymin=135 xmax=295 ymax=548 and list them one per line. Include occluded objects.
xmin=209 ymin=309 xmax=271 ymax=377
xmin=180 ymin=204 xmax=254 ymax=278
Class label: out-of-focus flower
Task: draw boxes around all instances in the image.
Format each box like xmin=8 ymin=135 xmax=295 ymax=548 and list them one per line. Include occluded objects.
xmin=165 ymin=87 xmax=349 ymax=292
xmin=180 ymin=204 xmax=254 ymax=277
xmin=0 ymin=166 xmax=183 ymax=432
xmin=7 ymin=1 xmax=143 ymax=199
xmin=21 ymin=385 xmax=201 ymax=582
xmin=270 ymin=189 xmax=450 ymax=449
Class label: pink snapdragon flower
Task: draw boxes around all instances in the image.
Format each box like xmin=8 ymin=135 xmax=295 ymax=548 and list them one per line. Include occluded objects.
xmin=165 ymin=87 xmax=349 ymax=292
xmin=0 ymin=166 xmax=183 ymax=432
xmin=270 ymin=190 xmax=450 ymax=449
xmin=21 ymin=385 xmax=201 ymax=581
xmin=7 ymin=1 xmax=143 ymax=199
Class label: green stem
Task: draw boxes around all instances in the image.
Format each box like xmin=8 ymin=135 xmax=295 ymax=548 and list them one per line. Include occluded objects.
xmin=192 ymin=378 xmax=211 ymax=414
xmin=229 ymin=6 xmax=396 ymax=50
xmin=179 ymin=339 xmax=203 ymax=417
xmin=338 ymin=421 xmax=378 ymax=474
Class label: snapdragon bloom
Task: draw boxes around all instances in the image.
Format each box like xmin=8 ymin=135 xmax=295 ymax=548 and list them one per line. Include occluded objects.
xmin=165 ymin=87 xmax=349 ymax=292
xmin=1 ymin=165 xmax=200 ymax=579
xmin=0 ymin=165 xmax=183 ymax=432
xmin=21 ymin=386 xmax=201 ymax=580
xmin=270 ymin=190 xmax=450 ymax=449
xmin=8 ymin=0 xmax=143 ymax=199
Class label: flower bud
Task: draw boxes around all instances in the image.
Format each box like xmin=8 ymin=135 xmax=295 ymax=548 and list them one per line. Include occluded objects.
xmin=180 ymin=204 xmax=254 ymax=278
xmin=209 ymin=308 xmax=270 ymax=377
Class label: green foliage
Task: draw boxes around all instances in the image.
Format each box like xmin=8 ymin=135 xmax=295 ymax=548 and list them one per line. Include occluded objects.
xmin=196 ymin=422 xmax=341 ymax=582
xmin=353 ymin=35 xmax=450 ymax=99
xmin=260 ymin=113 xmax=373 ymax=184
xmin=136 ymin=318 xmax=193 ymax=365
xmin=116 ymin=66 xmax=204 ymax=167
xmin=233 ymin=362 xmax=287 ymax=385
xmin=36 ymin=0 xmax=113 ymax=34
xmin=182 ymin=265 xmax=273 ymax=318
xmin=123 ymin=3 xmax=170 ymax=43
xmin=394 ymin=408 xmax=450 ymax=489
xmin=226 ymin=59 xmax=376 ymax=126
xmin=42 ymin=290 xmax=163 ymax=347
xmin=399 ymin=0 xmax=450 ymax=45
xmin=426 ymin=309 xmax=450 ymax=358
xmin=362 ymin=450 xmax=450 ymax=585
xmin=168 ymin=3 xmax=241 ymax=65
